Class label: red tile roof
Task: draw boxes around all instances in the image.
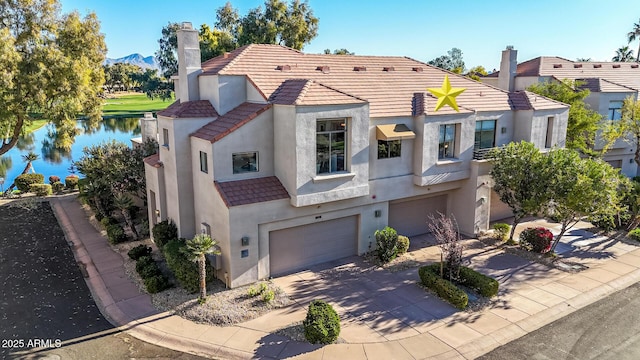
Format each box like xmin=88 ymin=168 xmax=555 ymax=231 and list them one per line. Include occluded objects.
xmin=269 ymin=79 xmax=366 ymax=105
xmin=157 ymin=100 xmax=219 ymax=118
xmin=508 ymin=91 xmax=568 ymax=111
xmin=143 ymin=153 xmax=162 ymax=168
xmin=191 ymin=102 xmax=272 ymax=142
xmin=215 ymin=176 xmax=290 ymax=207
xmin=198 ymin=44 xmax=565 ymax=117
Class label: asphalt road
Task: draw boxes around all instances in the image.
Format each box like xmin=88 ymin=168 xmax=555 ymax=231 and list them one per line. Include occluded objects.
xmin=478 ymin=281 xmax=640 ymax=360
xmin=0 ymin=202 xmax=205 ymax=360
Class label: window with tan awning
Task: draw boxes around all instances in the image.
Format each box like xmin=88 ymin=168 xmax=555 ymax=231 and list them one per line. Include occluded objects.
xmin=375 ymin=124 xmax=416 ymax=141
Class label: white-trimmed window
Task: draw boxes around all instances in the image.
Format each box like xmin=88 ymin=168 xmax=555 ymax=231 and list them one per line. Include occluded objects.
xmin=609 ymin=101 xmax=623 ymax=120
xmin=199 ymin=151 xmax=208 ymax=173
xmin=316 ymin=119 xmax=347 ymax=174
xmin=233 ymin=152 xmax=258 ymax=174
xmin=439 ymin=124 xmax=457 ymax=159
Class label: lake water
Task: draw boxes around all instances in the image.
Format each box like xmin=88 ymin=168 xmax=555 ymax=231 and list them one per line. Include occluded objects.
xmin=0 ymin=118 xmax=140 ymax=190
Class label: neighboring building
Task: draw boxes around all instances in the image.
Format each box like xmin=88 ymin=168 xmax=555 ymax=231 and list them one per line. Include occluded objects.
xmin=144 ymin=23 xmax=569 ymax=288
xmin=483 ymin=49 xmax=640 ymax=177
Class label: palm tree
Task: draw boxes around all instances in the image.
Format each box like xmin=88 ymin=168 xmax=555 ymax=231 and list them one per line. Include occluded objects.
xmin=612 ymin=46 xmax=635 ymax=62
xmin=4 ymin=151 xmax=39 ymax=194
xmin=113 ymin=193 xmax=139 ymax=239
xmin=184 ymin=234 xmax=221 ymax=302
xmin=628 ymin=18 xmax=640 ymax=62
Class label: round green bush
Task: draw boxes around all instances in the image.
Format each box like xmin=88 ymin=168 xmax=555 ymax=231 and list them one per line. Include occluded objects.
xmin=30 ymin=183 xmax=52 ymax=196
xmin=375 ymin=226 xmax=398 ymax=263
xmin=396 ymin=235 xmax=410 ymax=255
xmin=15 ymin=173 xmax=44 ymax=192
xmin=152 ymin=220 xmax=178 ymax=248
xmin=303 ymin=300 xmax=341 ymax=344
xmin=628 ymin=228 xmax=640 ymax=242
xmin=106 ymin=223 xmax=127 ymax=244
xmin=65 ymin=175 xmax=79 ymax=190
xmin=51 ymin=181 xmax=65 ymax=193
xmin=137 ymin=261 xmax=161 ymax=279
xmin=492 ymin=223 xmax=511 ymax=241
xmin=144 ymin=275 xmax=171 ymax=294
xmin=128 ymin=244 xmax=152 ymax=260
xmin=519 ymin=227 xmax=553 ymax=253
xmin=100 ymin=216 xmax=117 ymax=228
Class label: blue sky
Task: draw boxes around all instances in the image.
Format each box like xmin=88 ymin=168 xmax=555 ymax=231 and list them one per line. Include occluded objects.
xmin=60 ymin=0 xmax=640 ymax=70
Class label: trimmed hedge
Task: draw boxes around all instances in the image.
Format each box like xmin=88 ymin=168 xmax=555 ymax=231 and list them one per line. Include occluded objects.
xmin=52 ymin=181 xmax=65 ymax=193
xmin=152 ymin=220 xmax=178 ymax=248
xmin=65 ymin=175 xmax=79 ymax=189
xmin=375 ymin=226 xmax=398 ymax=263
xmin=15 ymin=173 xmax=44 ymax=192
xmin=419 ymin=265 xmax=468 ymax=309
xmin=106 ymin=223 xmax=127 ymax=244
xmin=30 ymin=183 xmax=52 ymax=196
xmin=628 ymin=228 xmax=640 ymax=242
xmin=303 ymin=300 xmax=341 ymax=344
xmin=162 ymin=239 xmax=214 ymax=293
xmin=144 ymin=275 xmax=171 ymax=294
xmin=458 ymin=267 xmax=499 ymax=298
xmin=492 ymin=223 xmax=510 ymax=241
xmin=128 ymin=244 xmax=152 ymax=260
xmin=396 ymin=235 xmax=410 ymax=255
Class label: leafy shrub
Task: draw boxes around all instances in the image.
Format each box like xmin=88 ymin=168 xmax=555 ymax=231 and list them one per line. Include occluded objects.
xmin=128 ymin=244 xmax=152 ymax=260
xmin=492 ymin=223 xmax=511 ymax=241
xmin=48 ymin=175 xmax=60 ymax=184
xmin=51 ymin=181 xmax=65 ymax=193
xmin=162 ymin=239 xmax=214 ymax=293
xmin=458 ymin=267 xmax=499 ymax=298
xmin=628 ymin=228 xmax=640 ymax=242
xmin=144 ymin=275 xmax=171 ymax=294
xmin=519 ymin=227 xmax=553 ymax=253
xmin=30 ymin=183 xmax=52 ymax=196
xmin=106 ymin=223 xmax=127 ymax=244
xmin=303 ymin=300 xmax=341 ymax=344
xmin=15 ymin=173 xmax=44 ymax=192
xmin=100 ymin=216 xmax=116 ymax=228
xmin=262 ymin=289 xmax=275 ymax=303
xmin=137 ymin=261 xmax=161 ymax=279
xmin=375 ymin=226 xmax=398 ymax=263
xmin=139 ymin=218 xmax=150 ymax=238
xmin=396 ymin=235 xmax=410 ymax=255
xmin=248 ymin=282 xmax=268 ymax=297
xmin=418 ymin=264 xmax=468 ymax=309
xmin=65 ymin=175 xmax=79 ymax=190
xmin=153 ymin=220 xmax=178 ymax=248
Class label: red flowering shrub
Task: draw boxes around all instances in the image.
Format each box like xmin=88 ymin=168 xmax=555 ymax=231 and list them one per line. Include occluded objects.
xmin=519 ymin=227 xmax=553 ymax=253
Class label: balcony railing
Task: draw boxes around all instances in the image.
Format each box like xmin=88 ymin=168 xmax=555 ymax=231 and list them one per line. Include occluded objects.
xmin=473 ymin=147 xmax=497 ymax=160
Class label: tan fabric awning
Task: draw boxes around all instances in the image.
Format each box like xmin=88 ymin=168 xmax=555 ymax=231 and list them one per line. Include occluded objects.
xmin=376 ymin=124 xmax=416 ymax=141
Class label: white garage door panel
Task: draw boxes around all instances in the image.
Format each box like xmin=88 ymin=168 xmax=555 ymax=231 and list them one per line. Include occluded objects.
xmin=490 ymin=190 xmax=513 ymax=222
xmin=269 ymin=216 xmax=358 ymax=276
xmin=389 ymin=195 xmax=448 ymax=237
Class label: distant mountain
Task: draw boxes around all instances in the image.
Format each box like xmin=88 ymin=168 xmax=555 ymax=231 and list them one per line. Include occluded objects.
xmin=104 ymin=53 xmax=159 ymax=71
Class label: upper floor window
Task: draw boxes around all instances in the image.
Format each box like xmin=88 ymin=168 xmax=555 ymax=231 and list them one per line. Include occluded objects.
xmin=377 ymin=140 xmax=401 ymax=159
xmin=439 ymin=124 xmax=456 ymax=159
xmin=162 ymin=128 xmax=169 ymax=147
xmin=199 ymin=151 xmax=208 ymax=173
xmin=609 ymin=101 xmax=623 ymax=120
xmin=316 ymin=119 xmax=347 ymax=174
xmin=474 ymin=120 xmax=496 ymax=150
xmin=233 ymin=152 xmax=258 ymax=174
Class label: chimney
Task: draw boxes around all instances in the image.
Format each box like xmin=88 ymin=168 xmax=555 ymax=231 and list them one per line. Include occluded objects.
xmin=176 ymin=22 xmax=201 ymax=102
xmin=498 ymin=46 xmax=517 ymax=92
xmin=139 ymin=112 xmax=157 ymax=143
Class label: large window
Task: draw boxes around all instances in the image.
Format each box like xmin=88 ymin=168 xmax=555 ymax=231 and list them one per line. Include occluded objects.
xmin=199 ymin=151 xmax=208 ymax=173
xmin=474 ymin=120 xmax=496 ymax=150
xmin=316 ymin=119 xmax=347 ymax=174
xmin=609 ymin=101 xmax=623 ymax=120
xmin=439 ymin=124 xmax=456 ymax=159
xmin=377 ymin=140 xmax=401 ymax=159
xmin=233 ymin=152 xmax=258 ymax=174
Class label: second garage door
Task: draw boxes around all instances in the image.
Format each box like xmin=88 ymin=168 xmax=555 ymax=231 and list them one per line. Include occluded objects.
xmin=388 ymin=195 xmax=448 ymax=237
xmin=269 ymin=216 xmax=358 ymax=277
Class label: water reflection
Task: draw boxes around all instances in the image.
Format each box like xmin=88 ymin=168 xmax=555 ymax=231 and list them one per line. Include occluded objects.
xmin=1 ymin=118 xmax=140 ymax=184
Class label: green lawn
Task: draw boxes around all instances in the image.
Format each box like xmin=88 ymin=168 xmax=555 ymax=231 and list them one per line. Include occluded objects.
xmin=102 ymin=93 xmax=173 ymax=117
xmin=24 ymin=119 xmax=47 ymax=133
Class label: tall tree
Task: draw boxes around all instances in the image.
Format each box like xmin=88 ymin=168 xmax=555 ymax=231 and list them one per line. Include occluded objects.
xmin=465 ymin=65 xmax=488 ymax=81
xmin=428 ymin=48 xmax=465 ymax=74
xmin=488 ymin=142 xmax=552 ymax=241
xmin=0 ymin=0 xmax=107 ymax=156
xmin=324 ymin=48 xmax=354 ymax=55
xmin=527 ymin=79 xmax=602 ymax=155
xmin=603 ymin=96 xmax=640 ymax=169
xmin=628 ymin=18 xmax=640 ymax=62
xmin=612 ymin=45 xmax=635 ymax=62
xmin=155 ymin=22 xmax=180 ymax=79
xmin=183 ymin=234 xmax=221 ymax=302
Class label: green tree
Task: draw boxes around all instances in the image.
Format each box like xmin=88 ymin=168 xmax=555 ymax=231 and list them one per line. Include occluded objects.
xmin=324 ymin=48 xmax=354 ymax=55
xmin=0 ymin=0 xmax=107 ymax=156
xmin=465 ymin=65 xmax=488 ymax=81
xmin=488 ymin=142 xmax=552 ymax=240
xmin=603 ymin=97 xmax=640 ymax=168
xmin=199 ymin=23 xmax=236 ymax=61
xmin=155 ymin=22 xmax=180 ymax=79
xmin=527 ymin=79 xmax=602 ymax=155
xmin=628 ymin=18 xmax=640 ymax=62
xmin=183 ymin=234 xmax=221 ymax=302
xmin=113 ymin=193 xmax=139 ymax=240
xmin=4 ymin=151 xmax=39 ymax=194
xmin=612 ymin=45 xmax=635 ymax=62
xmin=428 ymin=48 xmax=465 ymax=74
xmin=546 ymin=148 xmax=627 ymax=252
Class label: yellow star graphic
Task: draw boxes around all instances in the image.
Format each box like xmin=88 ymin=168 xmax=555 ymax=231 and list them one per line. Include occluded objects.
xmin=427 ymin=75 xmax=466 ymax=112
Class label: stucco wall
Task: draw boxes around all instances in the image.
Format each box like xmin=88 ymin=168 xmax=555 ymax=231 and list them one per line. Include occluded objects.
xmin=199 ymin=76 xmax=219 ymax=108
xmin=369 ymin=116 xmax=414 ymax=179
xmin=273 ymin=105 xmax=298 ymax=197
xmin=217 ymin=75 xmax=247 ymax=115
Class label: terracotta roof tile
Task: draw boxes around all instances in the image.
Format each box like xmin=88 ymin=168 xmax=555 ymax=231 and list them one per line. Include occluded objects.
xmin=269 ymin=79 xmax=366 ymax=105
xmin=157 ymin=100 xmax=218 ymax=118
xmin=198 ymin=44 xmax=565 ymax=117
xmin=215 ymin=176 xmax=290 ymax=207
xmin=508 ymin=91 xmax=532 ymax=110
xmin=192 ymin=102 xmax=272 ymax=142
xmin=143 ymin=153 xmax=162 ymax=168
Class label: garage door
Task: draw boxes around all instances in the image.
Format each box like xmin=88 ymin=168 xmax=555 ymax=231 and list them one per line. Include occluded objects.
xmin=490 ymin=190 xmax=513 ymax=222
xmin=269 ymin=216 xmax=358 ymax=276
xmin=389 ymin=195 xmax=447 ymax=237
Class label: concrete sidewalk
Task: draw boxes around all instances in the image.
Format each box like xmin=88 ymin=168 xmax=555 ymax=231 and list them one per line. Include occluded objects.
xmin=50 ymin=194 xmax=640 ymax=359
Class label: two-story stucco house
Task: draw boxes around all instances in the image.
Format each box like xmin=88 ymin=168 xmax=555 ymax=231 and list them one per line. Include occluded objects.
xmin=144 ymin=23 xmax=569 ymax=288
xmin=483 ymin=48 xmax=640 ymax=177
